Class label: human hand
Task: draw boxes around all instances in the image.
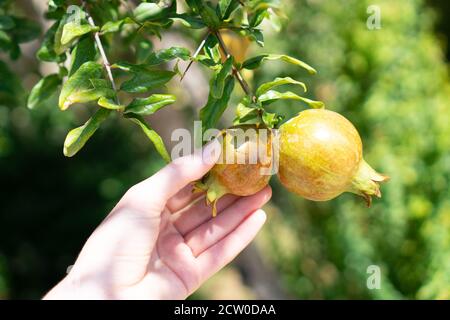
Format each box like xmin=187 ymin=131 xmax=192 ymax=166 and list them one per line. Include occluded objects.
xmin=44 ymin=142 xmax=272 ymax=299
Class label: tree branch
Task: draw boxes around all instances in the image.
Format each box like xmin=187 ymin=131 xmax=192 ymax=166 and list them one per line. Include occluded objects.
xmin=215 ymin=31 xmax=254 ymax=100
xmin=82 ymin=1 xmax=120 ymax=104
xmin=181 ymin=32 xmax=210 ymax=81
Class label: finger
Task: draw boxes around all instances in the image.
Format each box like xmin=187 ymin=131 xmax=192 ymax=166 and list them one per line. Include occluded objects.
xmin=173 ymin=194 xmax=239 ymax=236
xmin=185 ymin=187 xmax=271 ymax=256
xmin=121 ymin=139 xmax=221 ymax=211
xmin=166 ymin=183 xmax=204 ymax=213
xmin=196 ymin=209 xmax=267 ymax=281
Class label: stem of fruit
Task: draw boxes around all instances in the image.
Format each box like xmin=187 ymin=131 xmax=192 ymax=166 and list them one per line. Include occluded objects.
xmin=82 ymin=1 xmax=120 ymax=105
xmin=215 ymin=31 xmax=255 ymax=102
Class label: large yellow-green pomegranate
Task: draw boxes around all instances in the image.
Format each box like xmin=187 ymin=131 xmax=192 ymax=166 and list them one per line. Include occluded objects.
xmin=198 ymin=125 xmax=273 ymax=216
xmin=278 ymin=109 xmax=388 ymax=205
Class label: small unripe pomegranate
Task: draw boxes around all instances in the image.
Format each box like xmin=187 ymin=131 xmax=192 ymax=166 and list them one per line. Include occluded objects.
xmin=219 ymin=31 xmax=250 ymax=63
xmin=198 ymin=125 xmax=273 ymax=216
xmin=278 ymin=109 xmax=388 ymax=205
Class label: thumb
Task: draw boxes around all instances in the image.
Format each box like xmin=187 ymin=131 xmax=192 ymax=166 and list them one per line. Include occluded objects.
xmin=121 ymin=139 xmax=221 ymax=212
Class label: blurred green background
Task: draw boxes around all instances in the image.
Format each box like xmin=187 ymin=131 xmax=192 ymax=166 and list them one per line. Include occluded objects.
xmin=1 ymin=0 xmax=449 ymax=299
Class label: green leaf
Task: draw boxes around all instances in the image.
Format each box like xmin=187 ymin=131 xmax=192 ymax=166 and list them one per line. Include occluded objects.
xmin=233 ymin=100 xmax=260 ymax=125
xmin=114 ymin=63 xmax=176 ymax=93
xmin=200 ymin=76 xmax=235 ymax=131
xmin=37 ymin=22 xmax=66 ymax=62
xmin=54 ymin=15 xmax=71 ymax=55
xmin=100 ymin=17 xmax=135 ymax=34
xmin=97 ymin=97 xmax=124 ymax=110
xmin=125 ymin=114 xmax=171 ymax=163
xmin=232 ymin=27 xmax=264 ymax=47
xmin=185 ymin=0 xmax=202 ymax=13
xmin=125 ymin=94 xmax=176 ymax=115
xmin=169 ymin=13 xmax=206 ymax=29
xmin=193 ymin=54 xmax=217 ymax=68
xmin=262 ymin=111 xmax=283 ymax=128
xmin=69 ymin=36 xmax=97 ymax=76
xmin=0 ymin=29 xmax=12 ymax=52
xmin=10 ymin=17 xmax=40 ymax=43
xmin=185 ymin=0 xmax=220 ymax=28
xmin=136 ymin=38 xmax=154 ymax=63
xmin=63 ymin=108 xmax=111 ymax=157
xmin=0 ymin=60 xmax=24 ymax=106
xmin=0 ymin=15 xmax=15 ymax=30
xmin=258 ymin=90 xmax=324 ymax=108
xmin=242 ymin=54 xmax=317 ymax=74
xmin=295 ymin=96 xmax=325 ymax=109
xmin=248 ymin=8 xmax=268 ymax=28
xmin=199 ymin=2 xmax=221 ymax=28
xmin=133 ymin=1 xmax=176 ymax=23
xmin=59 ymin=61 xmax=115 ymax=110
xmin=145 ymin=47 xmax=190 ymax=65
xmin=211 ymin=57 xmax=233 ymax=99
xmin=61 ymin=22 xmax=98 ymax=45
xmin=204 ymin=33 xmax=221 ymax=64
xmin=218 ymin=0 xmax=240 ymax=20
xmin=256 ymin=77 xmax=306 ymax=97
xmin=27 ymin=74 xmax=61 ymax=110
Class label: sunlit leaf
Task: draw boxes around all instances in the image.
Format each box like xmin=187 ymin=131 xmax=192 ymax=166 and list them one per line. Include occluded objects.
xmin=125 ymin=94 xmax=176 ymax=115
xmin=63 ymin=108 xmax=111 ymax=157
xmin=262 ymin=111 xmax=283 ymax=128
xmin=100 ymin=17 xmax=135 ymax=34
xmin=258 ymin=90 xmax=324 ymax=108
xmin=218 ymin=0 xmax=240 ymax=20
xmin=256 ymin=77 xmax=306 ymax=97
xmin=248 ymin=8 xmax=268 ymax=28
xmin=97 ymin=97 xmax=124 ymax=110
xmin=61 ymin=22 xmax=98 ymax=45
xmin=233 ymin=99 xmax=260 ymax=125
xmin=133 ymin=1 xmax=176 ymax=23
xmin=59 ymin=61 xmax=115 ymax=110
xmin=145 ymin=47 xmax=190 ymax=65
xmin=242 ymin=54 xmax=317 ymax=74
xmin=125 ymin=114 xmax=171 ymax=163
xmin=169 ymin=13 xmax=205 ymax=29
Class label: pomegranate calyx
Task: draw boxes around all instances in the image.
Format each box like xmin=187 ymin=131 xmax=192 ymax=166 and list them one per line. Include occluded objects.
xmin=347 ymin=159 xmax=389 ymax=207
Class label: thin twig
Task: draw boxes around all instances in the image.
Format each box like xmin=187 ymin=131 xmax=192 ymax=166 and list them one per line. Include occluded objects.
xmin=215 ymin=31 xmax=254 ymax=100
xmin=181 ymin=32 xmax=210 ymax=81
xmin=82 ymin=1 xmax=120 ymax=104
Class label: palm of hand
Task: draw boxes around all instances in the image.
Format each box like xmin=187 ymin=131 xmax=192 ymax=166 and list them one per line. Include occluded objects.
xmin=45 ymin=152 xmax=270 ymax=300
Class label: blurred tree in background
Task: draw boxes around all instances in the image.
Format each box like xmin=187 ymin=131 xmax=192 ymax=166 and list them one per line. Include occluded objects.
xmin=255 ymin=0 xmax=450 ymax=299
xmin=1 ymin=0 xmax=449 ymax=299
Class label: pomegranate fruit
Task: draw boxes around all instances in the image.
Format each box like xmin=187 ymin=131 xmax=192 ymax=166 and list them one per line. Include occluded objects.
xmin=197 ymin=125 xmax=273 ymax=216
xmin=278 ymin=109 xmax=388 ymax=205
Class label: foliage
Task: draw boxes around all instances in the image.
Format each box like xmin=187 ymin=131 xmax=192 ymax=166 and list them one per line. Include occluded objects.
xmin=0 ymin=0 xmax=449 ymax=299
xmin=25 ymin=0 xmax=317 ymax=159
